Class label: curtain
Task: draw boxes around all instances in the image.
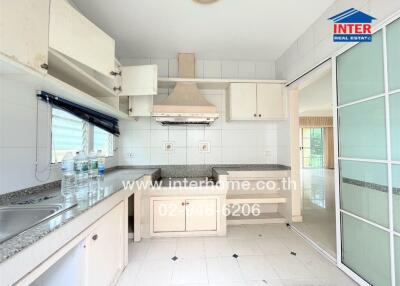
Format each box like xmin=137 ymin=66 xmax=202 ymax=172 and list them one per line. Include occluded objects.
xmin=324 ymin=127 xmax=334 ymax=169
xmin=299 ymin=116 xmax=333 ymax=127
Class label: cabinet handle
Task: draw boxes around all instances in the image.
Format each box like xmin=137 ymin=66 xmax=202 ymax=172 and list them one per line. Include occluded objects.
xmin=186 ymin=202 xmax=190 ymax=205
xmin=253 ymin=114 xmax=257 ymax=117
xmin=259 ymin=114 xmax=261 ymax=117
xmin=40 ymin=63 xmax=49 ymax=70
xmin=110 ymin=70 xmax=122 ymax=76
xmin=181 ymin=202 xmax=185 ymax=206
xmin=92 ymin=234 xmax=98 ymax=241
xmin=113 ymin=86 xmax=122 ymax=92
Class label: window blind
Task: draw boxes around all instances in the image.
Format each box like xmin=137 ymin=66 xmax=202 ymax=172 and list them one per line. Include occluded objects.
xmin=52 ymin=108 xmax=87 ymax=162
xmin=38 ymin=91 xmax=120 ymax=136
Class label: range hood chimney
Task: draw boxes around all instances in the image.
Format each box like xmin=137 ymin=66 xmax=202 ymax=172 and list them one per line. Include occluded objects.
xmin=152 ymin=53 xmax=219 ymax=126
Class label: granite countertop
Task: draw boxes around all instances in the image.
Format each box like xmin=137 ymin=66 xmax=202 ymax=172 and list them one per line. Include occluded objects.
xmin=0 ymin=168 xmax=159 ymax=264
xmin=212 ymin=164 xmax=291 ymax=176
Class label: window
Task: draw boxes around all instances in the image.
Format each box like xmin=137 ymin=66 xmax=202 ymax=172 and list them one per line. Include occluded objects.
xmin=52 ymin=108 xmax=88 ymax=163
xmin=93 ymin=126 xmax=114 ymax=157
xmin=301 ymin=128 xmax=324 ymax=168
xmin=52 ymin=108 xmax=114 ymax=163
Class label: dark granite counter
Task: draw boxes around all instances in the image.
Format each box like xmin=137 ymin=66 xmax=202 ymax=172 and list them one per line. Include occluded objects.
xmin=0 ymin=168 xmax=159 ymax=264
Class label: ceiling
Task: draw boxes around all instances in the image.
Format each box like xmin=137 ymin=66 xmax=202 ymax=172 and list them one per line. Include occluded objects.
xmin=72 ymin=0 xmax=335 ymax=61
xmin=299 ymin=70 xmax=333 ymax=116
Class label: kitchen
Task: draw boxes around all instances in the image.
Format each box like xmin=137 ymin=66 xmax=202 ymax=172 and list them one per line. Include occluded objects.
xmin=1 ymin=1 xmax=400 ymax=286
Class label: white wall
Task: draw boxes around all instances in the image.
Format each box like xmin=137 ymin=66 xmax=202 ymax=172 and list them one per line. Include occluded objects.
xmin=118 ymin=88 xmax=289 ymax=166
xmin=0 ymin=77 xmax=118 ymax=195
xmin=120 ymin=57 xmax=277 ymax=80
xmin=276 ymin=0 xmax=400 ymax=81
xmin=299 ymin=71 xmax=333 ymax=116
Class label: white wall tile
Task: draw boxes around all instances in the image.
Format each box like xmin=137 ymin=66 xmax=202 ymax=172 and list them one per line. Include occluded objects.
xmin=150 ymin=147 xmax=168 ymax=165
xmin=150 ymin=58 xmax=169 ymax=77
xmin=205 ymin=147 xmax=222 ymax=164
xmin=168 ymin=58 xmax=178 ymax=77
xmin=169 ymin=147 xmax=187 ymax=165
xmin=131 ymin=130 xmax=151 ymax=147
xmin=221 ymin=61 xmax=238 ymax=79
xmin=204 ymin=130 xmax=222 ymax=147
xmin=169 ymin=129 xmax=187 ymax=147
xmin=203 ymin=61 xmax=221 ymax=79
xmin=187 ymin=147 xmax=205 ymax=165
xmin=238 ymin=61 xmax=256 ymax=79
xmin=255 ymin=62 xmax=275 ymax=79
xmin=187 ymin=129 xmax=205 ymax=147
xmin=150 ymin=130 xmax=168 ymax=147
xmin=195 ymin=59 xmax=204 ymax=78
xmin=119 ymin=58 xmax=150 ymax=66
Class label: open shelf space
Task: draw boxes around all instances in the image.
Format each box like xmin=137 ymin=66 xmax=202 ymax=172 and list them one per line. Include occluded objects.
xmin=158 ymin=77 xmax=286 ymax=89
xmin=48 ymin=49 xmax=115 ymax=98
xmin=226 ymin=194 xmax=287 ymax=204
xmin=227 ymin=212 xmax=287 ymax=225
xmin=0 ymin=54 xmax=128 ymax=119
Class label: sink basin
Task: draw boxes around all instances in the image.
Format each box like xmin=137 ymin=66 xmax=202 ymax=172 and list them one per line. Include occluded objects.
xmin=0 ymin=204 xmax=76 ymax=244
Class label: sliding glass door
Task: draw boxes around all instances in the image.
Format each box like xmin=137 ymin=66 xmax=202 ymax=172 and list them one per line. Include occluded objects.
xmin=334 ymin=16 xmax=400 ymax=286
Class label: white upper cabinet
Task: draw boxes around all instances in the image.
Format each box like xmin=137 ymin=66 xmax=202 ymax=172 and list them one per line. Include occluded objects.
xmin=226 ymin=82 xmax=286 ymax=120
xmin=227 ymin=83 xmax=257 ymax=120
xmin=0 ymin=0 xmax=50 ymax=73
xmin=256 ymin=83 xmax=286 ymax=119
xmin=49 ymin=0 xmax=116 ymax=78
xmin=118 ymin=65 xmax=158 ymax=96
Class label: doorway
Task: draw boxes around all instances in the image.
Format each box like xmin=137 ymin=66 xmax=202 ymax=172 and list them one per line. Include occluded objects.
xmin=291 ymin=67 xmax=337 ymax=258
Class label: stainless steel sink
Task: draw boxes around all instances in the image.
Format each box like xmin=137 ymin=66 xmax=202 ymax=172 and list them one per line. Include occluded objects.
xmin=0 ymin=204 xmax=77 ymax=244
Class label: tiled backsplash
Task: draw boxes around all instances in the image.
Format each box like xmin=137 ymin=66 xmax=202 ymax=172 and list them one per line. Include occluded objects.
xmin=120 ymin=58 xmax=276 ymax=80
xmin=118 ymin=89 xmax=290 ymax=166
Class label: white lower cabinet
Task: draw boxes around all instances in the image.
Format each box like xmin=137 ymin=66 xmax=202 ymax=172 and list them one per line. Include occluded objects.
xmin=86 ymin=202 xmax=124 ymax=286
xmin=151 ymin=197 xmax=218 ymax=235
xmin=186 ymin=199 xmax=217 ymax=231
xmin=153 ymin=199 xmax=186 ymax=232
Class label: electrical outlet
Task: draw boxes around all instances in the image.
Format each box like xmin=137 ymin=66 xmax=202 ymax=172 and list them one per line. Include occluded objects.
xmin=199 ymin=141 xmax=210 ymax=153
xmin=163 ymin=142 xmax=174 ymax=152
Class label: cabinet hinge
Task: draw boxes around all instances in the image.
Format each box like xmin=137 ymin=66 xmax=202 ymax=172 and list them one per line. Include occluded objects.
xmin=110 ymin=70 xmax=122 ymax=76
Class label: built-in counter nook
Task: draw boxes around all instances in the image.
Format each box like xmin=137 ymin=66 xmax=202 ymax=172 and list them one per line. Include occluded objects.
xmin=128 ymin=164 xmax=292 ymax=240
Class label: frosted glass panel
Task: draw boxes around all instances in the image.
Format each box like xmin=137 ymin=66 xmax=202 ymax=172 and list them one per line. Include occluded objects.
xmin=393 ymin=164 xmax=400 ymax=233
xmin=338 ymin=98 xmax=387 ymax=160
xmin=340 ymin=160 xmax=388 ymax=227
xmin=396 ymin=235 xmax=400 ymax=286
xmin=337 ymin=31 xmax=384 ymax=105
xmin=390 ymin=93 xmax=400 ymax=161
xmin=342 ymin=213 xmax=391 ymax=286
xmin=387 ymin=18 xmax=400 ymax=91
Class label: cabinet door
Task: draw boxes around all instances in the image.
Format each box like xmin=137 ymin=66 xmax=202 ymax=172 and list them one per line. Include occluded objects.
xmin=256 ymin=83 xmax=285 ymax=119
xmin=228 ymin=83 xmax=257 ymax=120
xmin=0 ymin=0 xmax=49 ymax=73
xmin=153 ymin=199 xmax=186 ymax=232
xmin=185 ymin=199 xmax=217 ymax=231
xmin=49 ymin=0 xmax=115 ymax=78
xmin=129 ymin=95 xmax=153 ymax=117
xmin=120 ymin=65 xmax=158 ymax=96
xmin=86 ymin=202 xmax=124 ymax=286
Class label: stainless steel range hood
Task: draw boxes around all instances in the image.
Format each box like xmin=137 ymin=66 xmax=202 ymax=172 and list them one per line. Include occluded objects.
xmin=152 ymin=53 xmax=219 ymax=126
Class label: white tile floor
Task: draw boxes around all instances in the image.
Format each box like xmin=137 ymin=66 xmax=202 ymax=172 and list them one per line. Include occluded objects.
xmin=293 ymin=169 xmax=336 ymax=257
xmin=116 ymin=224 xmax=357 ymax=286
